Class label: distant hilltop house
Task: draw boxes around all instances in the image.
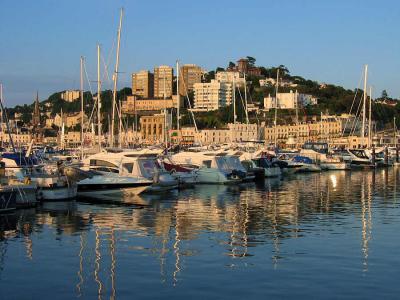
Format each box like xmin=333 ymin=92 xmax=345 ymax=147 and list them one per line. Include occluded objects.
xmin=215 ymin=71 xmax=246 ymax=87
xmin=61 ymin=90 xmax=80 ymax=102
xmin=263 ymin=90 xmax=318 ymax=111
xmin=227 ymin=58 xmax=262 ymax=76
xmin=259 ymin=77 xmax=298 ymax=88
xmin=46 ymin=112 xmax=88 ymax=128
xmin=375 ymin=98 xmax=398 ymax=107
xmin=121 ymin=95 xmax=180 ymax=113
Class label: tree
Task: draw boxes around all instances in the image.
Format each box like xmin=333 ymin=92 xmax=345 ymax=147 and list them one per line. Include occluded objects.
xmin=204 ymin=70 xmax=215 ymax=82
xmin=228 ymin=62 xmax=236 ymax=69
xmin=278 ymin=65 xmax=290 ymax=78
xmin=246 ymin=56 xmax=256 ymax=66
xmin=382 ymin=90 xmax=388 ymax=99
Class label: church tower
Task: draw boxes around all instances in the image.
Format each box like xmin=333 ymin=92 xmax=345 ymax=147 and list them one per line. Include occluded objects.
xmin=32 ymin=91 xmax=40 ymax=127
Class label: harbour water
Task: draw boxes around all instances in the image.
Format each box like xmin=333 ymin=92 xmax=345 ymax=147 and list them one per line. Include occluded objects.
xmin=1 ymin=169 xmax=400 ymax=299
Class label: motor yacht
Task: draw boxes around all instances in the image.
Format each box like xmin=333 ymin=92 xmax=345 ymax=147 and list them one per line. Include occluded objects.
xmin=160 ymin=156 xmax=198 ymax=187
xmin=292 ymin=156 xmax=321 ymax=172
xmin=170 ymin=150 xmax=244 ymax=184
xmin=0 ymin=156 xmax=37 ymax=207
xmin=82 ymin=150 xmax=178 ymax=193
xmin=300 ymin=142 xmax=350 ymax=170
xmin=31 ymin=163 xmax=78 ymax=201
xmin=345 ymin=149 xmax=376 ymax=169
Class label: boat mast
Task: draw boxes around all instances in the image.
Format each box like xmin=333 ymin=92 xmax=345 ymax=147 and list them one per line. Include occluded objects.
xmin=274 ymin=68 xmax=280 ymax=147
xmin=97 ymin=44 xmax=102 ymax=151
xmin=368 ymin=86 xmax=372 ymax=148
xmin=80 ymin=56 xmax=84 ymax=159
xmin=361 ymin=64 xmax=368 ymax=147
xmin=244 ymin=73 xmax=249 ymax=124
xmin=162 ymin=69 xmax=168 ymax=148
xmin=295 ymin=90 xmax=299 ymax=125
xmin=176 ymin=60 xmax=180 ymax=136
xmin=0 ymin=84 xmax=16 ymax=152
xmin=320 ymin=112 xmax=323 ymax=141
xmin=233 ymin=75 xmax=236 ymax=124
xmin=111 ymin=8 xmax=123 ymax=148
xmin=394 ymin=117 xmax=397 ymax=148
xmin=118 ymin=100 xmax=122 ymax=148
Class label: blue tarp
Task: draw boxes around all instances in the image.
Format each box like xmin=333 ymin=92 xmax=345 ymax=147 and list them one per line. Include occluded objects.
xmin=292 ymin=155 xmax=313 ymax=164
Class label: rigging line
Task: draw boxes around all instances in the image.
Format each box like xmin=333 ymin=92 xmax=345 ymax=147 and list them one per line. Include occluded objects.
xmin=247 ymin=84 xmax=260 ymax=124
xmin=350 ymin=92 xmax=364 ymax=136
xmin=82 ymin=61 xmax=97 ymax=134
xmin=350 ymin=93 xmax=363 ymax=136
xmin=180 ymin=71 xmax=198 ymax=133
xmin=341 ymin=69 xmax=363 ymax=137
xmin=101 ymin=53 xmax=112 ymax=86
xmin=83 ymin=60 xmax=94 ymax=95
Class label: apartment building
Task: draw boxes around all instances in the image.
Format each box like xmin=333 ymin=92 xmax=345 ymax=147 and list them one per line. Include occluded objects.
xmin=228 ymin=123 xmax=259 ymax=142
xmin=193 ymin=80 xmax=232 ymax=111
xmin=122 ymin=95 xmax=179 ymax=113
xmin=179 ymin=64 xmax=203 ymax=96
xmin=154 ymin=65 xmax=173 ymax=98
xmin=215 ymin=71 xmax=245 ymax=87
xmin=132 ymin=70 xmax=154 ymax=98
xmin=140 ymin=114 xmax=167 ymax=143
xmin=264 ymin=91 xmax=318 ymax=111
xmin=264 ymin=119 xmax=342 ymax=146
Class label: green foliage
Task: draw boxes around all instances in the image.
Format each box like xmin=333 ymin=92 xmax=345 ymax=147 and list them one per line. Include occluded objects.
xmin=246 ymin=56 xmax=256 ymax=66
xmin=203 ymin=70 xmax=215 ymax=82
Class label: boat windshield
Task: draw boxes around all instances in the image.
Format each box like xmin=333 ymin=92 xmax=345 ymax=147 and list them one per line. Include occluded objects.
xmin=121 ymin=163 xmax=134 ymax=174
xmin=226 ymin=156 xmax=245 ymax=171
xmin=303 ymin=143 xmax=328 ymax=154
xmin=215 ymin=157 xmax=231 ymax=172
xmin=138 ymin=159 xmax=159 ymax=179
xmin=349 ymin=150 xmax=369 ymax=159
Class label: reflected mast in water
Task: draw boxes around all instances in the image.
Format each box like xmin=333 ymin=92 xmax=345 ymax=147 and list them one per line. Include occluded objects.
xmin=76 ymin=232 xmax=86 ymax=296
xmin=361 ymin=173 xmax=373 ymax=272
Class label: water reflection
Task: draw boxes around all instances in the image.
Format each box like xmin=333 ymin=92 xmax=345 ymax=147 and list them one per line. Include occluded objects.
xmin=1 ymin=169 xmax=400 ymax=298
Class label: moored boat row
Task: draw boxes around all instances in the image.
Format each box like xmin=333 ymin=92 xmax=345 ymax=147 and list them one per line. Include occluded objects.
xmin=1 ymin=140 xmax=399 ymax=212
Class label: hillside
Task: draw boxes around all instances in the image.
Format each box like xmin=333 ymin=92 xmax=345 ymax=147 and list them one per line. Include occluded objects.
xmin=6 ymin=63 xmax=399 ymax=131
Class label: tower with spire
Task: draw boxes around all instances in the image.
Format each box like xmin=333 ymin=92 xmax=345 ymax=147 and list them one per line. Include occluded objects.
xmin=32 ymin=91 xmax=40 ymax=127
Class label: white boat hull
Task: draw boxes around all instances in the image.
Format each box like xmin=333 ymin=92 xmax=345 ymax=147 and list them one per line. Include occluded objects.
xmin=297 ymin=164 xmax=321 ymax=172
xmin=77 ymin=175 xmax=152 ymax=199
xmin=38 ymin=185 xmax=77 ymax=201
xmin=320 ymin=162 xmax=350 ymax=170
xmin=195 ymin=168 xmax=240 ymax=185
xmin=78 ymin=186 xmax=149 ymax=202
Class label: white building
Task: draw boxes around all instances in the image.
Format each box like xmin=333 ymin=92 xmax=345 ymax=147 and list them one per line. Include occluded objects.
xmin=215 ymin=71 xmax=245 ymax=87
xmin=196 ymin=129 xmax=230 ymax=145
xmin=228 ymin=123 xmax=259 ymax=142
xmin=263 ymin=90 xmax=317 ymax=111
xmin=259 ymin=78 xmax=297 ymax=88
xmin=193 ymin=80 xmax=232 ymax=111
xmin=61 ymin=90 xmax=80 ymax=102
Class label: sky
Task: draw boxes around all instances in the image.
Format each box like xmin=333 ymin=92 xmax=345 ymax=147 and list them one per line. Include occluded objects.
xmin=0 ymin=0 xmax=399 ymax=106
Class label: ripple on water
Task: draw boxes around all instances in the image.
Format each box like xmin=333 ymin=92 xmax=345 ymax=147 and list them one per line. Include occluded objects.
xmin=1 ymin=169 xmax=400 ymax=299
